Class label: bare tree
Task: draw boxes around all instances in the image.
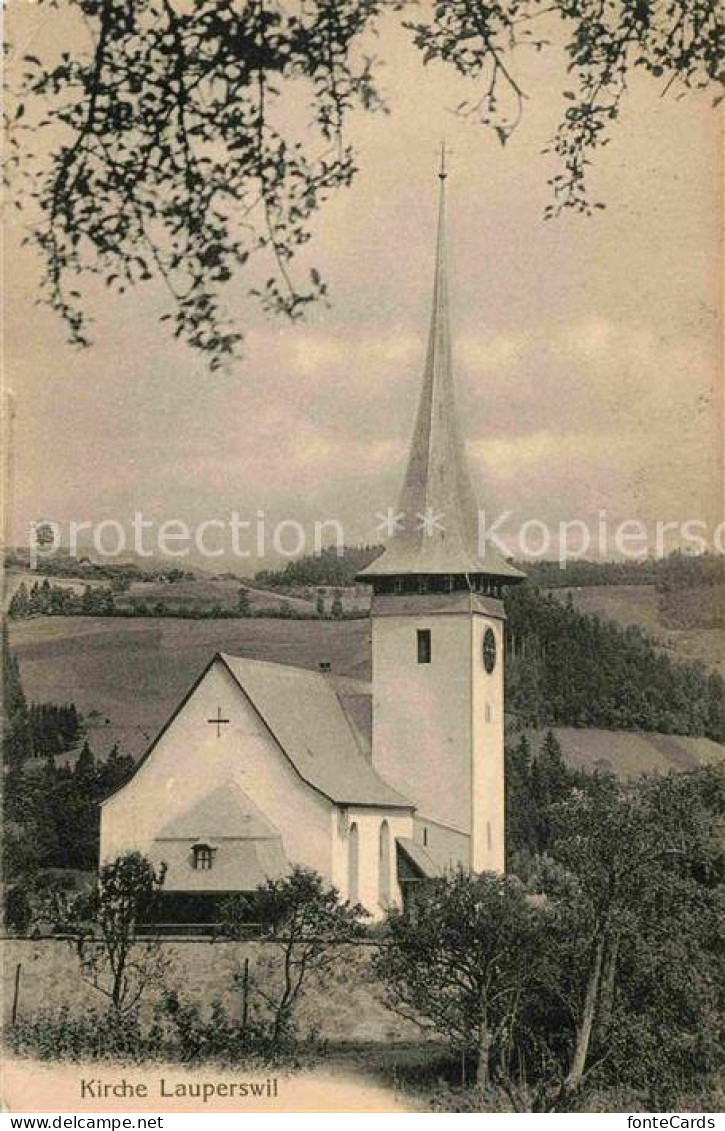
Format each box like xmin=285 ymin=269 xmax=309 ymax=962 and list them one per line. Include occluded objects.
xmin=222 ymin=866 xmax=366 ymax=1045
xmin=55 ymin=851 xmax=169 ymax=1013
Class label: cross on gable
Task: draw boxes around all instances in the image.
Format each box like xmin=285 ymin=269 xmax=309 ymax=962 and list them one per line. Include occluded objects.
xmin=207 ymin=706 xmax=230 ymax=738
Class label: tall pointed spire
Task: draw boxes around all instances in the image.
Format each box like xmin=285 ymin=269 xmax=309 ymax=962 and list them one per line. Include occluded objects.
xmin=359 ymin=164 xmax=524 ymax=586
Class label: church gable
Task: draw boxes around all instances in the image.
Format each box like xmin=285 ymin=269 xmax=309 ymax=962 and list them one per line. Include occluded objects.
xmin=100 ymin=653 xmax=412 ymax=901
xmin=100 ymin=656 xmax=336 ymax=882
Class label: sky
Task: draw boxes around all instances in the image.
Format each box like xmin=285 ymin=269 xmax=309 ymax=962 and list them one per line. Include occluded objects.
xmin=4 ymin=3 xmax=723 ymax=568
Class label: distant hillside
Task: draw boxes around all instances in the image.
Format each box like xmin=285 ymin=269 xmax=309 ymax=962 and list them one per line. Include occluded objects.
xmin=116 ymin=578 xmax=315 ymax=617
xmin=520 ymin=551 xmax=725 ymax=593
xmin=8 ymin=572 xmax=725 ymax=759
xmin=8 ymin=615 xmax=725 ymax=779
xmin=6 ymin=570 xmax=369 ymax=620
xmin=506 ymin=584 xmax=724 ymax=742
xmin=555 ymin=584 xmax=724 ymax=680
xmin=527 ymin=727 xmax=724 ymax=778
xmin=8 ymin=616 xmax=372 ymax=760
xmin=254 ymin=544 xmax=382 ymax=590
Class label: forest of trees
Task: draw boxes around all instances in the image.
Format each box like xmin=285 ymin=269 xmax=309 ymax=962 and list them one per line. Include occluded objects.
xmin=504 ymin=585 xmax=725 ymax=742
xmin=8 ymin=579 xmax=116 ymax=619
xmin=5 ymin=740 xmax=135 ymax=876
xmin=2 ymin=622 xmax=135 ymax=926
xmin=6 ymin=577 xmax=357 ymax=622
xmin=254 ymin=545 xmax=382 ymax=589
xmin=252 ymin=546 xmax=725 ymax=601
xmin=519 ymin=549 xmax=725 ymax=590
xmin=504 ymin=730 xmax=582 ymax=871
xmin=2 ymin=621 xmax=83 ymax=765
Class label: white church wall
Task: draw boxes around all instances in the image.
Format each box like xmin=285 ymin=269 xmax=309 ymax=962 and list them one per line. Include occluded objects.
xmin=330 ymin=806 xmax=412 ymax=918
xmin=100 ymin=659 xmax=333 ymax=887
xmin=470 ymin=614 xmax=506 ymax=872
xmin=371 ymin=611 xmax=473 ymax=835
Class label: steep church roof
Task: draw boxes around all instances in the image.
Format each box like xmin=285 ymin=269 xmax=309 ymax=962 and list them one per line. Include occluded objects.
xmin=358 ymin=165 xmax=524 ymax=582
xmin=219 ymin=654 xmax=411 ymax=809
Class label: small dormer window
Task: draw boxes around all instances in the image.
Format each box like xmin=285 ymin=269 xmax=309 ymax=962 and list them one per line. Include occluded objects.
xmin=192 ymin=843 xmax=215 ymax=871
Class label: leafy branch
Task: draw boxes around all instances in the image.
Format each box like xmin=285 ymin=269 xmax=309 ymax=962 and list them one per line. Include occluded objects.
xmin=5 ymin=0 xmax=723 ymax=367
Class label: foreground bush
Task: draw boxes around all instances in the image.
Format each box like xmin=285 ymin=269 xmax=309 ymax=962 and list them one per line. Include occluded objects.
xmin=8 ymin=1005 xmax=158 ymax=1063
xmin=41 ymin=852 xmax=171 ymax=1014
xmin=375 ymin=871 xmax=548 ymax=1090
xmin=6 ymin=997 xmax=314 ymax=1068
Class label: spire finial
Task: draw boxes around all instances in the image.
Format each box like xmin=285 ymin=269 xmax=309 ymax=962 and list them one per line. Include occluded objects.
xmin=439 ymin=139 xmax=448 ymax=181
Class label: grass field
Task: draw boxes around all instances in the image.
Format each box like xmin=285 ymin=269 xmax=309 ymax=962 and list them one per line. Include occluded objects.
xmin=528 ymin=726 xmax=724 ymax=777
xmin=9 ymin=615 xmax=371 ymax=758
xmin=118 ymin=578 xmax=317 ymax=615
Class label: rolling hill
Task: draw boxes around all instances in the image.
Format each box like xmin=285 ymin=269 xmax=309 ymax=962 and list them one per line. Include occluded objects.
xmin=550 ymin=584 xmax=725 ymax=679
xmin=9 ymin=615 xmax=371 ymax=759
xmin=8 ymin=614 xmax=724 ymax=776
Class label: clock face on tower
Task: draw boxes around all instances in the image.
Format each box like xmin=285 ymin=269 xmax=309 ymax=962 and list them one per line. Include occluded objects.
xmin=482 ymin=627 xmax=497 ymax=674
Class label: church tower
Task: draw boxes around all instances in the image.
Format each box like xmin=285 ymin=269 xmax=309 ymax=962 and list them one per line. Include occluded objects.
xmin=358 ymin=160 xmax=525 ymax=874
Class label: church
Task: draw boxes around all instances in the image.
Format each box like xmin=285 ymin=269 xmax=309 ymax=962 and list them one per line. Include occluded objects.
xmin=100 ymin=166 xmax=525 ymax=920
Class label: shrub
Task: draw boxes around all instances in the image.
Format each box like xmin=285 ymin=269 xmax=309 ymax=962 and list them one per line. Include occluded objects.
xmin=8 ymin=1005 xmax=156 ymax=1062
xmin=7 ymin=993 xmax=324 ymax=1068
xmin=153 ymin=991 xmax=310 ymax=1067
xmin=42 ymin=852 xmax=170 ymax=1013
xmin=4 ymin=884 xmax=33 ymax=934
xmin=375 ymin=870 xmax=549 ymax=1089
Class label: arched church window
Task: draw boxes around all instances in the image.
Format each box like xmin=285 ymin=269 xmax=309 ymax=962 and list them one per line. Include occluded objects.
xmin=379 ymin=821 xmax=391 ymax=906
xmin=348 ymin=823 xmax=359 ymax=903
xmin=192 ymin=843 xmax=215 ymax=871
